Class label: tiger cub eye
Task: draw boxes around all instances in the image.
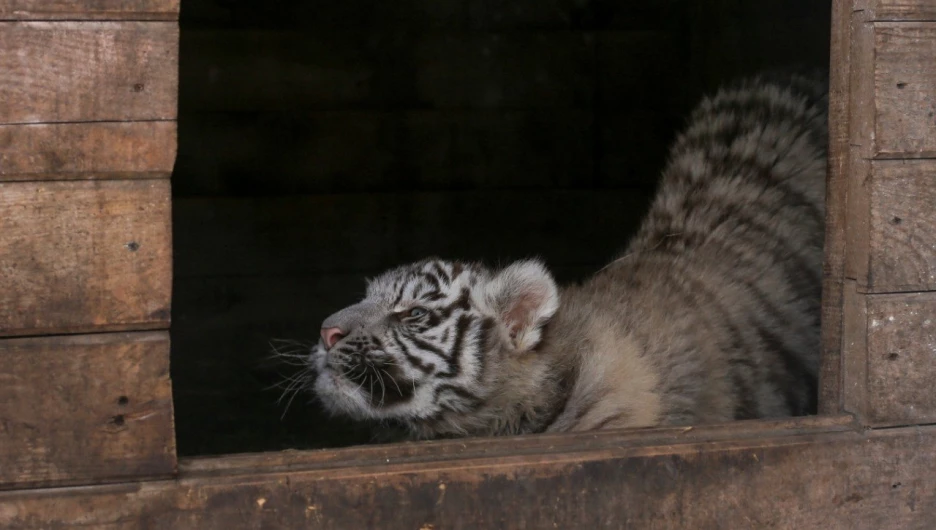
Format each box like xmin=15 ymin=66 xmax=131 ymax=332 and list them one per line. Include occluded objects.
xmin=407 ymin=307 xmax=428 ymax=318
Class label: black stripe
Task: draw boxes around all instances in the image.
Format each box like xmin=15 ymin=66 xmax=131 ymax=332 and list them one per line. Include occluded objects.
xmin=676 ymin=275 xmax=760 ymax=420
xmin=754 ymin=324 xmax=818 ymax=415
xmin=437 ymin=314 xmax=473 ymax=378
xmin=424 ymin=291 xmax=446 ymax=302
xmin=590 ymin=411 xmax=631 ymax=431
xmin=519 ymin=360 xmax=580 ymax=433
xmin=433 ymin=384 xmax=482 ymax=412
xmin=645 ymin=190 xmax=822 ymax=315
xmin=720 ymin=208 xmax=820 ymax=298
xmin=432 ymin=261 xmax=451 ymax=284
xmin=664 ymin=147 xmax=825 ymax=234
xmin=731 ymin=371 xmax=759 ymax=420
xmin=421 ymin=310 xmax=442 ymax=330
xmin=683 ymin=84 xmax=822 ymax=143
xmin=407 ymin=278 xmax=423 ymax=302
xmin=422 ymin=272 xmax=442 ymax=293
xmin=390 ymin=282 xmax=406 ymax=309
xmin=629 ymin=252 xmax=773 ymax=420
xmin=439 ymin=287 xmax=472 ymax=318
xmin=473 ymin=317 xmax=496 ymax=383
xmin=647 ymin=244 xmax=818 ymax=410
xmin=570 ymin=386 xmax=609 ymax=424
xmin=339 ymin=360 xmax=366 ymax=382
xmin=408 ymin=334 xmax=448 ymax=359
xmin=453 ymin=287 xmax=471 ymax=310
xmin=636 ymin=251 xmax=750 ymax=359
xmin=391 ymin=329 xmax=434 ymax=375
xmin=369 ymin=362 xmax=416 ymax=408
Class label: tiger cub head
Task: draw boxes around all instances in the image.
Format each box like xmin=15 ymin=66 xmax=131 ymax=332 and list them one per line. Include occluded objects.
xmin=306 ymin=258 xmax=560 ymax=438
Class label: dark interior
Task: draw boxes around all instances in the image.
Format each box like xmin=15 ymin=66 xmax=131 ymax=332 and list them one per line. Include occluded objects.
xmin=170 ymin=0 xmax=832 ymax=457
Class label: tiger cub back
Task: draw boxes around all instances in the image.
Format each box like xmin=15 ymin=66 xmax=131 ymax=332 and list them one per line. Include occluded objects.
xmin=298 ymin=71 xmax=828 ymax=439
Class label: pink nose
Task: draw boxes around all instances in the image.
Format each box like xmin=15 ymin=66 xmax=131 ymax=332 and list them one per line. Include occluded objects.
xmin=321 ymin=327 xmax=346 ymax=349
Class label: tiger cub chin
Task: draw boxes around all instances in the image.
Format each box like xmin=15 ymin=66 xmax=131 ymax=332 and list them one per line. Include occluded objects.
xmin=301 ymin=71 xmax=828 ymax=440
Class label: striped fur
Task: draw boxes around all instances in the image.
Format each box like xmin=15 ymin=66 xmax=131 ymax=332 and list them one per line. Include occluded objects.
xmin=303 ymin=71 xmax=829 ymax=439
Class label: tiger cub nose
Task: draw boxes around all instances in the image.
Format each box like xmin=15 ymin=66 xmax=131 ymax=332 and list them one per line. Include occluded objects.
xmin=321 ymin=327 xmax=346 ymax=349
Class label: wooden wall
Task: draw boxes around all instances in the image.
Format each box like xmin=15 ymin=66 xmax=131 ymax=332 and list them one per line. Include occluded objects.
xmin=0 ymin=3 xmax=178 ymax=489
xmin=5 ymin=416 xmax=936 ymax=529
xmin=821 ymin=0 xmax=936 ymax=428
xmin=169 ymin=0 xmax=832 ymax=455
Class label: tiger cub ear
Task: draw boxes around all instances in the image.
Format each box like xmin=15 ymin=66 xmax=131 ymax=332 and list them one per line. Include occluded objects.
xmin=484 ymin=259 xmax=559 ymax=352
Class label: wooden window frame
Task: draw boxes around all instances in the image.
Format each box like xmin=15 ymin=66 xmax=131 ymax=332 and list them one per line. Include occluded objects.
xmin=2 ymin=1 xmax=936 ymax=527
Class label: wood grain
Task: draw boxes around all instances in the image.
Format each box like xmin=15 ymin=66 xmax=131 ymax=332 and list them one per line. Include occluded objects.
xmin=4 ymin=422 xmax=936 ymax=529
xmin=0 ymin=121 xmax=176 ymax=181
xmin=0 ymin=1 xmax=179 ymax=20
xmin=873 ymin=23 xmax=936 ymax=158
xmin=0 ymin=22 xmax=178 ymax=124
xmin=842 ymin=282 xmax=870 ymax=421
xmin=866 ymin=292 xmax=936 ymax=426
xmin=869 ymin=0 xmax=936 ymax=21
xmin=182 ymin=415 xmax=857 ymax=475
xmin=180 ymin=29 xmax=594 ymax=111
xmin=0 ymin=332 xmax=175 ymax=490
xmin=0 ymin=179 xmax=172 ymax=337
xmin=844 ymin=11 xmax=875 ymax=286
xmin=865 ymin=160 xmax=936 ymax=293
xmin=818 ymin=0 xmax=853 ymax=414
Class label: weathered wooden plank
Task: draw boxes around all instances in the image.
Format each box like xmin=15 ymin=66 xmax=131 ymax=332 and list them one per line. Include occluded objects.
xmin=819 ymin=0 xmax=852 ymax=415
xmin=0 ymin=22 xmax=178 ymax=124
xmin=174 ymin=110 xmax=594 ymax=195
xmin=172 ymin=191 xmax=651 ymax=279
xmin=0 ymin=1 xmax=179 ymax=21
xmin=0 ymin=332 xmax=175 ymax=490
xmin=842 ymin=282 xmax=871 ymax=421
xmin=865 ymin=160 xmax=936 ymax=293
xmin=866 ymin=292 xmax=936 ymax=425
xmin=869 ymin=0 xmax=936 ymax=21
xmin=0 ymin=179 xmax=172 ymax=337
xmin=4 ymin=421 xmax=936 ymax=529
xmin=181 ymin=0 xmax=686 ymax=30
xmin=180 ymin=30 xmax=594 ymax=111
xmin=0 ymin=121 xmax=176 ymax=181
xmin=844 ymin=11 xmax=875 ymax=287
xmin=873 ymin=23 xmax=936 ymax=158
xmin=183 ymin=415 xmax=857 ymax=475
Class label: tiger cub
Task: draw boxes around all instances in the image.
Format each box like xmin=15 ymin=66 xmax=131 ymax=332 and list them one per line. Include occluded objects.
xmin=302 ymin=71 xmax=828 ymax=439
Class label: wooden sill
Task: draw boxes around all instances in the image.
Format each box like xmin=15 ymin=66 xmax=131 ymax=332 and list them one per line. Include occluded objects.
xmin=5 ymin=414 xmax=936 ymax=529
xmin=181 ymin=414 xmax=859 ymax=479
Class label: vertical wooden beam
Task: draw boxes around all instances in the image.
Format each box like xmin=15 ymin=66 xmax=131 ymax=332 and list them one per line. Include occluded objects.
xmin=818 ymin=0 xmax=854 ymax=414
